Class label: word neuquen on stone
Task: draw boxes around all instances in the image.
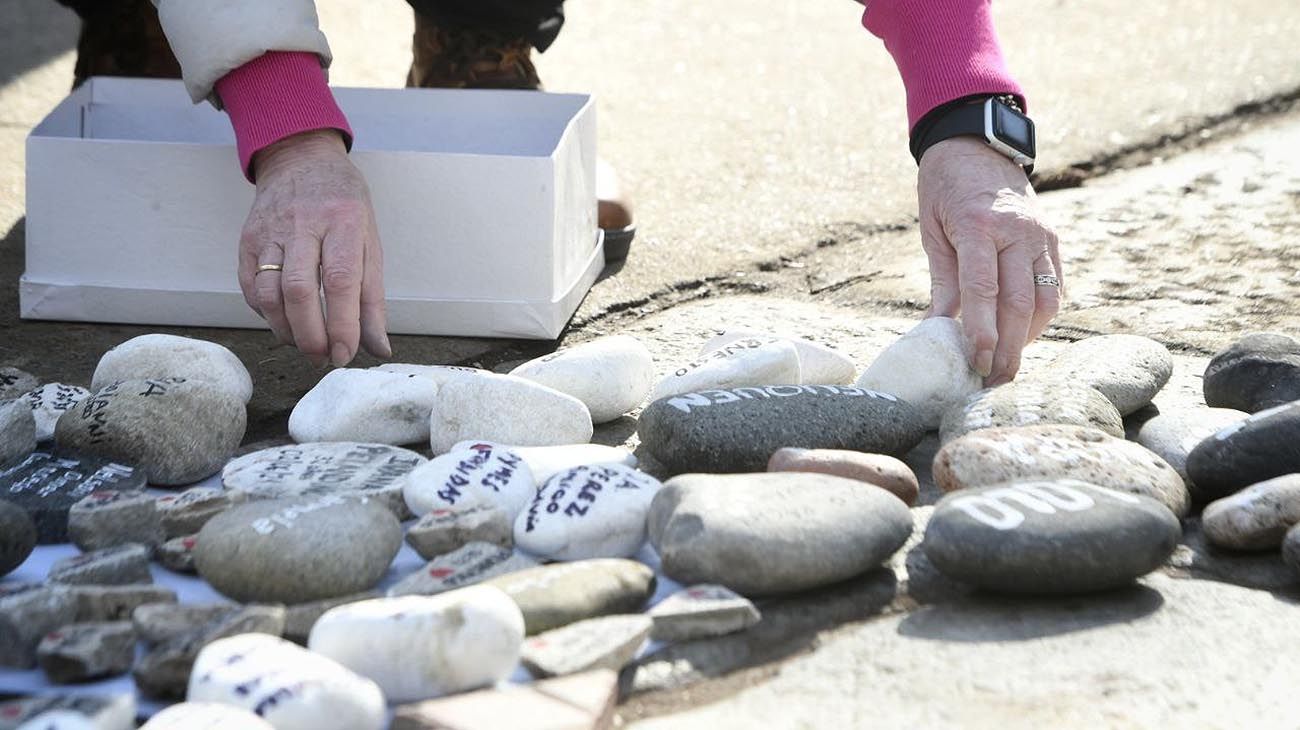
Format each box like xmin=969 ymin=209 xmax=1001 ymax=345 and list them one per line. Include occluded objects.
xmin=947 ymin=481 xmax=1141 ymax=531
xmin=664 ymin=384 xmax=897 ymax=413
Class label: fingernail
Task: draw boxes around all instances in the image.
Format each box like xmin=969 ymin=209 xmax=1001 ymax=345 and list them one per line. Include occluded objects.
xmin=975 ymin=350 xmax=994 ymax=378
xmin=308 ymin=354 xmax=329 ymax=369
xmin=379 ymin=334 xmax=393 ymax=359
xmin=331 ymin=342 xmax=352 ymax=368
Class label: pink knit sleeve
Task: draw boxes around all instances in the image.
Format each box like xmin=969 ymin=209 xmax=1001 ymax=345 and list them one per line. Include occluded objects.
xmin=214 ymin=51 xmax=354 ymax=182
xmin=863 ymin=0 xmax=1025 ymax=131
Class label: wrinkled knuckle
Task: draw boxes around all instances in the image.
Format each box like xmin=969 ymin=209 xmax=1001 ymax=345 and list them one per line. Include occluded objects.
xmin=281 ymin=276 xmax=319 ymax=305
xmin=254 ymin=285 xmax=280 ymax=311
xmin=1004 ymin=290 xmax=1037 ymax=318
xmin=962 ymin=279 xmax=1000 ymax=303
xmin=321 ymin=266 xmax=358 ymax=294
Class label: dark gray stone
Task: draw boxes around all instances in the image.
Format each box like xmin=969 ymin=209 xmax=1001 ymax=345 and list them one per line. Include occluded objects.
xmin=0 ymin=399 xmax=36 ymax=466
xmin=67 ymin=488 xmax=164 ymax=552
xmin=923 ymin=479 xmax=1180 ymax=594
xmin=0 ymin=450 xmax=145 ymax=543
xmin=1203 ymin=332 xmax=1300 ymax=413
xmin=1186 ymin=400 xmax=1300 ymax=502
xmin=485 ymin=559 xmax=656 ymax=635
xmin=0 ymin=499 xmax=35 ymax=576
xmin=48 ymin=543 xmax=153 ymax=585
xmin=37 ymin=621 xmax=137 ymax=683
xmin=637 ymin=384 xmax=925 ymax=474
xmin=54 ymin=378 xmax=247 ymax=486
xmin=132 ymin=602 xmax=237 ymax=646
xmin=0 ymin=583 xmax=78 ymax=669
xmin=155 ymin=486 xmax=244 ymax=538
xmin=939 ymin=380 xmax=1124 ymax=444
xmin=649 ymin=472 xmax=913 ymax=596
xmin=194 ymin=495 xmax=402 ymax=604
xmin=0 ymin=367 xmax=39 ymax=401
xmin=133 ymin=604 xmax=286 ymax=699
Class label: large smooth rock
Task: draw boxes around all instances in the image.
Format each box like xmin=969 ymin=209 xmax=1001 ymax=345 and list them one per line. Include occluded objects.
xmin=289 ymin=368 xmax=439 ymax=445
xmin=189 ymin=634 xmax=385 ymax=730
xmin=134 ymin=605 xmax=286 ymax=699
xmin=638 ymin=385 xmax=925 ymax=474
xmin=309 ymin=587 xmax=525 ymax=703
xmin=1202 ymin=474 xmax=1300 ymax=550
xmin=0 ymin=499 xmax=36 ymax=576
xmin=0 ymin=694 xmax=134 ymax=730
xmin=22 ymin=383 xmax=90 ymax=442
xmin=939 ymin=380 xmax=1124 ymax=444
xmin=1041 ymin=334 xmax=1173 ymax=415
xmin=0 ymin=367 xmax=40 ymax=400
xmin=0 ymin=583 xmax=77 ymax=668
xmin=66 ymin=489 xmax=163 ymax=553
xmin=510 ymin=335 xmax=656 ymax=423
xmin=390 ymin=670 xmax=618 ymax=730
xmin=429 ymin=373 xmax=593 ymax=455
xmin=139 ymin=703 xmax=275 ymax=730
xmin=36 ymin=621 xmax=136 ymax=684
xmin=520 ymin=614 xmax=652 ymax=678
xmin=649 ymin=472 xmax=913 ymax=596
xmin=55 ymin=378 xmax=246 ymax=486
xmin=933 ymin=424 xmax=1190 ymax=516
xmin=450 ymin=441 xmax=637 ymax=483
xmin=92 ymin=334 xmax=253 ymax=404
xmin=647 ymin=585 xmax=762 ymax=642
xmin=405 ymin=504 xmax=514 ymax=560
xmin=402 ymin=442 xmax=536 ymax=519
xmin=0 ymin=398 xmax=37 ymax=466
xmin=48 ymin=543 xmax=152 ymax=585
xmin=387 ymin=543 xmax=539 ymax=598
xmin=856 ymin=317 xmax=982 ymax=430
xmin=766 ymin=447 xmax=918 ymax=505
xmin=701 ymin=330 xmax=856 ymax=385
xmin=194 ymin=495 xmax=402 ymax=604
xmin=0 ymin=451 xmax=145 ymax=543
xmin=515 ymin=464 xmax=662 ymax=561
xmin=1136 ymin=407 xmax=1249 ymax=485
xmin=485 ymin=559 xmax=656 ymax=635
xmin=651 ymin=337 xmax=801 ymax=401
xmin=922 ymin=480 xmax=1180 ymax=594
xmin=223 ymin=442 xmax=426 ymax=520
xmin=1203 ymin=332 xmax=1300 ymax=413
xmin=1186 ymin=400 xmax=1300 ymax=502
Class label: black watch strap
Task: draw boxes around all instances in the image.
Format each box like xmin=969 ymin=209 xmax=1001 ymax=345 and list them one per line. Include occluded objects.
xmin=909 ymin=93 xmax=1032 ymax=173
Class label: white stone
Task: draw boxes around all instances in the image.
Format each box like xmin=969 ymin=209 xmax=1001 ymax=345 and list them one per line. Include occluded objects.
xmin=140 ymin=703 xmax=275 ymax=730
xmin=387 ymin=542 xmax=540 ymax=597
xmin=648 ymin=584 xmax=762 ymax=642
xmin=309 ymin=586 xmax=525 ymax=703
xmin=700 ymin=330 xmax=856 ymax=385
xmin=22 ymin=383 xmax=90 ymax=442
xmin=92 ymin=334 xmax=253 ymax=404
xmin=651 ymin=337 xmax=801 ymax=401
xmin=450 ymin=441 xmax=637 ymax=483
xmin=1136 ymin=407 xmax=1249 ymax=484
xmin=16 ymin=712 xmax=100 ymax=730
xmin=289 ymin=368 xmax=439 ymax=445
xmin=188 ymin=634 xmax=385 ymax=730
xmin=372 ymin=363 xmax=492 ymax=386
xmin=515 ymin=464 xmax=663 ymax=561
xmin=510 ymin=335 xmax=655 ymax=423
xmin=520 ymin=614 xmax=653 ymax=678
xmin=403 ymin=443 xmax=537 ymax=519
xmin=855 ymin=317 xmax=982 ymax=430
xmin=429 ymin=373 xmax=593 ymax=455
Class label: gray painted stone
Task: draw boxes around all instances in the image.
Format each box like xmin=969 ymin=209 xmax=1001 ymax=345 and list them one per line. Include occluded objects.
xmin=521 ymin=614 xmax=652 ymax=678
xmin=1186 ymin=400 xmax=1300 ymax=502
xmin=648 ymin=585 xmax=762 ymax=642
xmin=22 ymin=383 xmax=91 ymax=442
xmin=0 ymin=399 xmax=37 ymax=467
xmin=66 ymin=489 xmax=163 ymax=552
xmin=0 ymin=451 xmax=144 ymax=543
xmin=939 ymin=380 xmax=1124 ymax=444
xmin=1201 ymin=474 xmax=1300 ymax=550
xmin=1042 ymin=334 xmax=1173 ymax=415
xmin=71 ymin=584 xmax=177 ymax=623
xmin=1203 ymin=332 xmax=1300 ymax=413
xmin=37 ymin=621 xmax=136 ymax=683
xmin=1136 ymin=407 xmax=1248 ymax=484
xmin=485 ymin=559 xmax=656 ymax=635
xmin=155 ymin=486 xmax=244 ymax=539
xmin=0 ymin=499 xmax=35 ymax=576
xmin=132 ymin=603 xmax=236 ymax=646
xmin=48 ymin=543 xmax=152 ymax=585
xmin=0 ymin=693 xmax=135 ymax=730
xmin=0 ymin=367 xmax=40 ymax=401
xmin=92 ymin=334 xmax=253 ymax=404
xmin=0 ymin=583 xmax=78 ymax=668
xmin=133 ymin=604 xmax=286 ymax=700
xmin=387 ymin=542 xmax=539 ymax=598
xmin=405 ymin=503 xmax=514 ymax=560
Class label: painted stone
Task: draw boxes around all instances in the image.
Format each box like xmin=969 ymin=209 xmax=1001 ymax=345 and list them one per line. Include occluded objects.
xmin=510 ymin=335 xmax=656 ymax=423
xmin=515 ymin=464 xmax=662 ymax=561
xmin=0 ymin=451 xmax=144 ymax=543
xmin=66 ymin=489 xmax=163 ymax=552
xmin=0 ymin=399 xmax=36 ymax=466
xmin=700 ymin=330 xmax=856 ymax=385
xmin=449 ymin=441 xmax=637 ymax=484
xmin=131 ymin=603 xmax=235 ymax=646
xmin=157 ymin=535 xmax=198 ymax=573
xmin=650 ymin=337 xmax=800 ymax=401
xmin=36 ymin=621 xmax=136 ymax=683
xmin=429 ymin=374 xmax=593 ymax=455
xmin=1186 ymin=400 xmax=1300 ymax=502
xmin=289 ymin=368 xmax=439 ymax=445
xmin=133 ymin=605 xmax=286 ymax=700
xmin=0 ymin=694 xmax=134 ymax=730
xmin=647 ymin=584 xmax=761 ymax=642
xmin=374 ymin=363 xmax=492 ymax=386
xmin=387 ymin=542 xmax=539 ymax=598
xmin=155 ymin=486 xmax=244 ymax=538
xmin=0 ymin=583 xmax=78 ymax=668
xmin=402 ymin=442 xmax=535 ymax=519
xmin=139 ymin=703 xmax=275 ymax=730
xmin=405 ymin=504 xmax=514 ymax=560
xmin=22 ymin=383 xmax=90 ymax=442
xmin=0 ymin=499 xmax=36 ymax=576
xmin=0 ymin=367 xmax=40 ymax=401
xmin=47 ymin=543 xmax=152 ymax=585
xmin=520 ymin=614 xmax=652 ymax=678
xmin=92 ymin=334 xmax=252 ymax=404
xmin=939 ymin=380 xmax=1124 ymax=444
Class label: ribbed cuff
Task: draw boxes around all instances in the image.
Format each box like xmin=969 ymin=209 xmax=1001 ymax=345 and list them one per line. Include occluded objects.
xmin=215 ymin=51 xmax=354 ymax=182
xmin=863 ymin=0 xmax=1025 ymax=132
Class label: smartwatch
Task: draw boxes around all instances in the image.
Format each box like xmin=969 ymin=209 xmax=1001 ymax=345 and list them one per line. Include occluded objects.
xmin=910 ymin=95 xmax=1036 ymax=175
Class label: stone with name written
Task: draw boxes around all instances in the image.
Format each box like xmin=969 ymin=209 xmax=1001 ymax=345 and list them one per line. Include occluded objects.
xmin=283 ymin=592 xmax=378 ymax=644
xmin=429 ymin=373 xmax=594 ymax=455
xmin=390 ymin=669 xmax=618 ymax=730
xmin=375 ymin=363 xmax=492 ymax=385
xmin=156 ymin=534 xmax=198 ymax=573
xmin=934 ymin=424 xmax=1190 ymax=516
xmin=55 ymin=378 xmax=246 ymax=486
xmin=310 ymin=587 xmax=525 ymax=703
xmin=1203 ymin=332 xmax=1300 ymax=413
xmin=388 ymin=543 xmax=539 ymax=597
xmin=1202 ymin=474 xmax=1300 ymax=550
xmin=701 ymin=330 xmax=856 ymax=385
xmin=450 ymin=441 xmax=637 ymax=484
xmin=0 ymin=398 xmax=37 ymax=466
xmin=922 ymin=479 xmax=1181 ymax=593
xmin=0 ymin=367 xmax=40 ymax=401
xmin=92 ymin=334 xmax=252 ymax=404
xmin=0 ymin=499 xmax=36 ymax=576
xmin=0 ymin=451 xmax=144 ymax=543
xmin=131 ymin=603 xmax=234 ymax=646
xmin=0 ymin=583 xmax=78 ymax=668
xmin=638 ymin=384 xmax=925 ymax=474
xmin=37 ymin=621 xmax=136 ymax=684
xmin=195 ymin=495 xmax=402 ymax=604
xmin=155 ymin=486 xmax=245 ymax=538
xmin=403 ymin=442 xmax=536 ymax=519
xmin=1186 ymin=400 xmax=1300 ymax=502
xmin=647 ymin=584 xmax=762 ymax=642
xmin=406 ymin=505 xmax=514 ymax=560
xmin=23 ymin=384 xmax=91 ymax=443
xmin=521 ymin=614 xmax=651 ymax=678
xmin=939 ymin=380 xmax=1124 ymax=444
xmin=515 ymin=464 xmax=662 ymax=561
xmin=133 ymin=604 xmax=286 ymax=699
xmin=767 ymin=448 xmax=918 ymax=506
xmin=223 ymin=442 xmax=426 ymax=520
xmin=72 ymin=584 xmax=176 ymax=623
xmin=1042 ymin=334 xmax=1173 ymax=415
xmin=0 ymin=694 xmax=135 ymax=730
xmin=188 ymin=634 xmax=385 ymax=730
xmin=48 ymin=543 xmax=152 ymax=585
xmin=289 ymin=368 xmax=440 ymax=445
xmin=67 ymin=489 xmax=163 ymax=552
xmin=650 ymin=472 xmax=912 ymax=596
xmin=651 ymin=337 xmax=801 ymax=402
xmin=139 ymin=703 xmax=275 ymax=730
xmin=486 ymin=559 xmax=656 ymax=635
xmin=856 ymin=317 xmax=982 ymax=430
xmin=511 ymin=335 xmax=656 ymax=423
xmin=1136 ymin=407 xmax=1249 ymax=484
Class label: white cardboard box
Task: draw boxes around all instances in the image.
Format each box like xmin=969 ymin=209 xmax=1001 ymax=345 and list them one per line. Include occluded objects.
xmin=23 ymin=77 xmax=602 ymax=339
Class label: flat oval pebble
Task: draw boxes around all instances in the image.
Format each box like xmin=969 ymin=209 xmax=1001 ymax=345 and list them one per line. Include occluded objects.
xmin=856 ymin=317 xmax=982 ymax=430
xmin=405 ymin=504 xmax=514 ymax=560
xmin=450 ymin=441 xmax=637 ymax=483
xmin=0 ymin=499 xmax=36 ymax=576
xmin=22 ymin=384 xmax=90 ymax=442
xmin=766 ymin=447 xmax=918 ymax=505
xmin=140 ymin=702 xmax=275 ymax=730
xmin=189 ymin=634 xmax=385 ymax=730
xmin=309 ymin=587 xmax=525 ymax=703
xmin=647 ymin=584 xmax=762 ymax=642
xmin=92 ymin=334 xmax=252 ymax=404
xmin=1186 ymin=400 xmax=1300 ymax=502
xmin=1136 ymin=407 xmax=1248 ymax=484
xmin=1042 ymin=334 xmax=1173 ymax=415
xmin=649 ymin=472 xmax=913 ymax=596
xmin=510 ymin=335 xmax=655 ymax=423
xmin=429 ymin=373 xmax=593 ymax=455
xmin=1203 ymin=332 xmax=1300 ymax=413
xmin=922 ymin=479 xmax=1180 ymax=594
xmin=289 ymin=368 xmax=439 ymax=445
xmin=66 ymin=490 xmax=163 ymax=552
xmin=222 ymin=442 xmax=426 ymax=520
xmin=650 ymin=337 xmax=801 ymax=401
xmin=194 ymin=495 xmax=402 ymax=604
xmin=55 ymin=378 xmax=246 ymax=486
xmin=638 ymin=385 xmax=925 ymax=474
xmin=520 ymin=614 xmax=651 ymax=678
xmin=0 ymin=367 xmax=40 ymax=400
xmin=0 ymin=451 xmax=144 ymax=544
xmin=403 ymin=442 xmax=535 ymax=519
xmin=0 ymin=398 xmax=37 ymax=465
xmin=1201 ymin=474 xmax=1300 ymax=550
xmin=485 ymin=559 xmax=656 ymax=635
xmin=387 ymin=543 xmax=539 ymax=597
xmin=939 ymin=380 xmax=1124 ymax=444
xmin=933 ymin=424 xmax=1190 ymax=516
xmin=515 ymin=464 xmax=662 ymax=561
xmin=701 ymin=330 xmax=855 ymax=385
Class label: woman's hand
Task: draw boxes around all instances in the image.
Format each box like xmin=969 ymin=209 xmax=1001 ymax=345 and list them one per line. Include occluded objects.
xmin=917 ymin=136 xmax=1062 ymax=386
xmin=237 ymin=129 xmax=391 ymax=367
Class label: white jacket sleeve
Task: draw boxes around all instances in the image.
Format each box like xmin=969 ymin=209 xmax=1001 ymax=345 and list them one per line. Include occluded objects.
xmin=151 ymin=0 xmax=333 ymax=106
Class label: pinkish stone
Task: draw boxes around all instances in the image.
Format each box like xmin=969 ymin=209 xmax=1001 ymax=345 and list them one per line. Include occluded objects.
xmin=766 ymin=448 xmax=918 ymax=506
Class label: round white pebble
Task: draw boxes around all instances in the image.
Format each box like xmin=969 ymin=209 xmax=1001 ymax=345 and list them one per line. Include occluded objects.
xmin=515 ymin=464 xmax=663 ymax=561
xmin=289 ymin=368 xmax=439 ymax=445
xmin=403 ymin=443 xmax=537 ymax=519
xmin=428 ymin=373 xmax=593 ymax=455
xmin=700 ymin=330 xmax=856 ymax=385
xmin=856 ymin=317 xmax=982 ymax=430
xmin=651 ymin=337 xmax=801 ymax=401
xmin=92 ymin=334 xmax=253 ymax=404
xmin=510 ymin=335 xmax=655 ymax=423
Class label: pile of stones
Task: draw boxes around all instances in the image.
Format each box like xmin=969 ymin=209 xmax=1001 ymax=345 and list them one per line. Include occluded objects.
xmin=3 ymin=323 xmax=1300 ymax=729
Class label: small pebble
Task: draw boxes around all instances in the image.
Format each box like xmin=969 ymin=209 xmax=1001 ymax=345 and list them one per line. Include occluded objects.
xmin=133 ymin=605 xmax=286 ymax=699
xmin=0 ymin=398 xmax=37 ymax=466
xmin=650 ymin=337 xmax=800 ymax=401
xmin=485 ymin=559 xmax=656 ymax=635
xmin=700 ymin=330 xmax=856 ymax=385
xmin=37 ymin=621 xmax=136 ymax=683
xmin=0 ymin=694 xmax=134 ymax=730
xmin=66 ymin=489 xmax=163 ymax=553
xmin=70 ymin=584 xmax=177 ymax=623
xmin=520 ymin=614 xmax=651 ymax=678
xmin=131 ymin=603 xmax=235 ymax=646
xmin=0 ymin=452 xmax=144 ymax=543
xmin=648 ymin=584 xmax=762 ymax=642
xmin=767 ymin=447 xmax=918 ymax=505
xmin=139 ymin=702 xmax=275 ymax=730
xmin=156 ymin=535 xmax=199 ymax=573
xmin=0 ymin=367 xmax=40 ymax=400
xmin=405 ymin=504 xmax=514 ymax=560
xmin=155 ymin=486 xmax=243 ymax=538
xmin=22 ymin=383 xmax=90 ymax=442
xmin=387 ymin=542 xmax=539 ymax=597
xmin=0 ymin=499 xmax=36 ymax=576
xmin=389 ymin=670 xmax=617 ymax=730
xmin=48 ymin=543 xmax=152 ymax=586
xmin=0 ymin=583 xmax=78 ymax=668
xmin=1202 ymin=474 xmax=1300 ymax=550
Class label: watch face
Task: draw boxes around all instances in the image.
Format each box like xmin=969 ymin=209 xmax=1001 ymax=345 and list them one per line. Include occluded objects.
xmin=991 ymin=103 xmax=1035 ymax=158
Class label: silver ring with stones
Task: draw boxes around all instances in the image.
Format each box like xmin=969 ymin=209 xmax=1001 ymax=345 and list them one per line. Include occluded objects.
xmin=1034 ymin=274 xmax=1060 ymax=288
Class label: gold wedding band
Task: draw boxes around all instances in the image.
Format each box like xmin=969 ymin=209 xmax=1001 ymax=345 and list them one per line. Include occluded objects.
xmin=256 ymin=264 xmax=283 ymax=274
